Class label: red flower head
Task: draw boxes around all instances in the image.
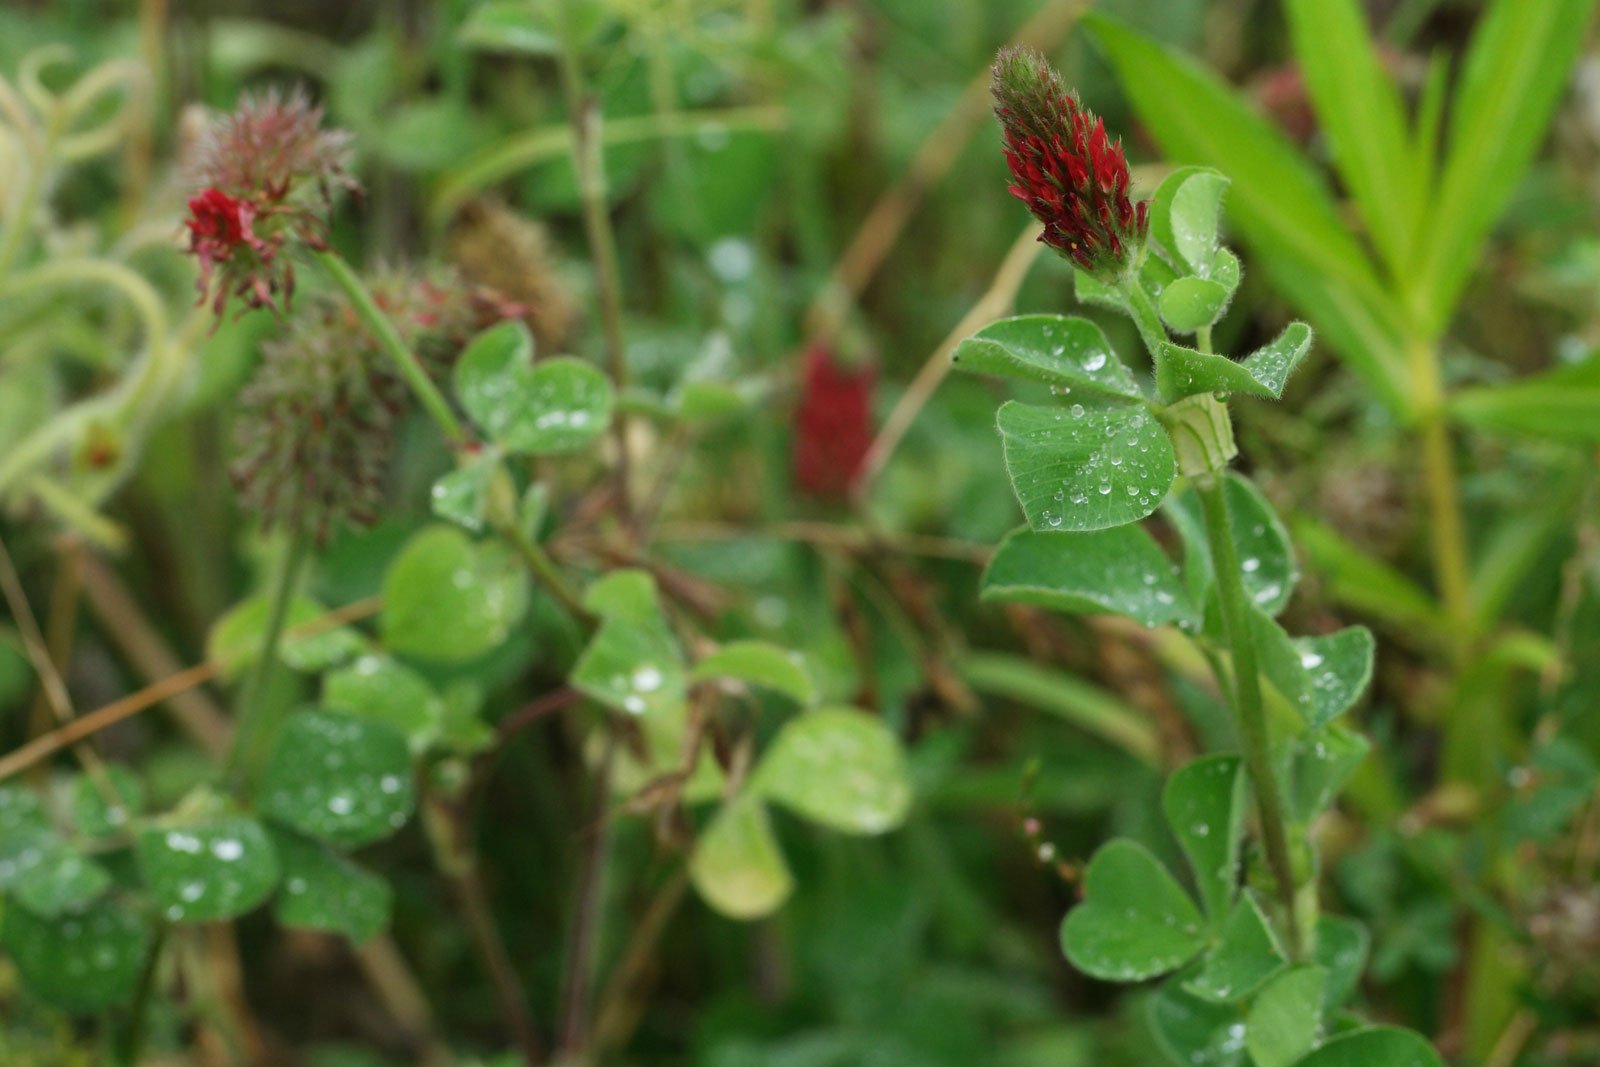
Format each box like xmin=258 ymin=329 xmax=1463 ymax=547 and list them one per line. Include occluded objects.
xmin=793 ymin=344 xmax=876 ymax=501
xmin=991 ymin=47 xmax=1148 ymax=277
xmin=183 ymin=88 xmax=358 ymax=322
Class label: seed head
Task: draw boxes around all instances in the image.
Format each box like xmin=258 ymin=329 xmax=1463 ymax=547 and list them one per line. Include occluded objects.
xmin=231 ymin=267 xmax=510 ymax=543
xmin=183 ymin=88 xmax=358 ymax=321
xmin=991 ymin=47 xmax=1148 ymax=277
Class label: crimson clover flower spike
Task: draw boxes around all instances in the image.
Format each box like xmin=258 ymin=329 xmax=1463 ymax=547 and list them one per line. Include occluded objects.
xmin=990 ymin=47 xmax=1149 ymax=278
xmin=182 ymin=87 xmax=360 ymax=323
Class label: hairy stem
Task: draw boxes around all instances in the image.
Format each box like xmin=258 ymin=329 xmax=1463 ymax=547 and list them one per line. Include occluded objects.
xmin=225 ymin=532 xmax=309 ymax=789
xmin=314 ymin=249 xmax=469 ymax=448
xmin=1195 ymin=475 xmax=1301 ymax=958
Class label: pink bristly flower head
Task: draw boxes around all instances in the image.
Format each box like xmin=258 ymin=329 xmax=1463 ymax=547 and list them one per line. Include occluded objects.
xmin=991 ymin=47 xmax=1148 ymax=277
xmin=183 ymin=87 xmax=359 ymax=322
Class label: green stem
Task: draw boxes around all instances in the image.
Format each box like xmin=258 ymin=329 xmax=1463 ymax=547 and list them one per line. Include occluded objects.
xmin=1121 ymin=271 xmax=1168 ymax=363
xmin=115 ymin=923 xmax=167 ymax=1065
xmin=1408 ymin=338 xmax=1472 ymax=653
xmin=1195 ymin=474 xmax=1302 ymax=959
xmin=314 ymin=249 xmax=469 ymax=448
xmin=555 ymin=21 xmax=633 ymax=523
xmin=226 ymin=533 xmax=310 ymax=789
xmin=496 ymin=516 xmax=594 ymax=632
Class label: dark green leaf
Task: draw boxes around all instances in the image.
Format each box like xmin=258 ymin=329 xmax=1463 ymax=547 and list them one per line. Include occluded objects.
xmin=137 ymin=814 xmax=279 ymax=923
xmin=1167 ymin=473 xmax=1297 ymax=617
xmin=1163 ymin=754 xmax=1246 ymax=925
xmin=1060 ymin=839 xmax=1206 ymax=982
xmin=323 ymin=654 xmax=445 ymax=751
xmin=259 ymin=711 xmax=416 ymax=848
xmin=1147 ymin=982 xmax=1248 ymax=1067
xmin=1245 ymin=965 xmax=1326 ymax=1067
xmin=996 ymin=400 xmax=1176 ymax=533
xmin=1290 ymin=724 xmax=1373 ymax=823
xmin=1314 ymin=914 xmax=1371 ymax=1012
xmin=1185 ymin=892 xmax=1288 ymax=1002
xmin=70 ymin=766 xmax=144 ymax=839
xmin=272 ymin=829 xmax=392 ymax=944
xmin=981 ymin=526 xmax=1192 ymax=629
xmin=2 ymin=900 xmax=150 ymax=1012
xmin=951 ymin=315 xmax=1142 ymax=402
xmin=1290 ymin=1027 xmax=1444 ymax=1067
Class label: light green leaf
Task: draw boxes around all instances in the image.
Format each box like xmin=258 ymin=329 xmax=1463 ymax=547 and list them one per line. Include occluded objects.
xmin=2 ymin=900 xmax=150 ymax=1012
xmin=1240 ymin=323 xmax=1314 ymax=399
xmin=1290 ymin=1027 xmax=1444 ymax=1067
xmin=0 ymin=786 xmax=44 ymax=833
xmin=1245 ymin=965 xmax=1326 ymax=1067
xmin=381 ymin=525 xmax=530 ymax=664
xmin=1060 ymin=839 xmax=1206 ymax=982
xmin=996 ymin=401 xmax=1176 ymax=533
xmin=272 ymin=829 xmax=392 ymax=944
xmin=1149 ymin=167 xmax=1230 ymax=275
xmin=458 ymin=1 xmax=561 ymax=55
xmin=1156 ymin=342 xmax=1275 ymax=404
xmin=1185 ymin=892 xmax=1288 ymax=1002
xmin=259 ymin=711 xmax=416 ymax=848
xmin=1315 ymin=914 xmax=1371 ymax=1012
xmin=137 ymin=815 xmax=279 ymax=923
xmin=951 ymin=315 xmax=1142 ymax=402
xmin=323 ymin=654 xmax=445 ymax=751
xmin=454 ymin=322 xmax=614 ymax=455
xmin=1451 ymin=354 xmax=1600 ymax=444
xmin=1167 ymin=473 xmax=1297 ymax=617
xmin=960 ymin=653 xmax=1162 ymax=765
xmin=1290 ymin=725 xmax=1372 ymax=823
xmin=690 ymin=641 xmax=817 ymax=706
xmin=982 ymin=525 xmax=1191 ymax=629
xmin=430 ymin=451 xmax=498 ymax=532
xmin=1147 ymin=983 xmax=1247 ymax=1067
xmin=1413 ymin=0 xmax=1599 ymax=334
xmin=1254 ymin=614 xmax=1376 ymax=729
xmin=1086 ymin=14 xmax=1411 ymax=415
xmin=209 ymin=593 xmax=367 ymax=680
xmin=1159 ymin=277 xmax=1232 ymax=334
xmin=582 ymin=568 xmax=663 ymax=623
xmin=572 ymin=617 xmax=686 ymax=719
xmin=689 ymin=796 xmax=793 ymax=920
xmin=1163 ymin=754 xmax=1246 ymax=925
xmin=753 ymin=708 xmax=910 ymax=835
xmin=1284 ymin=0 xmax=1414 ymax=274
xmin=70 ymin=765 xmax=144 ymax=839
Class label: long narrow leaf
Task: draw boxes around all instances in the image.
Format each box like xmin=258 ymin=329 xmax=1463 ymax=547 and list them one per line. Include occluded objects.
xmin=1086 ymin=15 xmax=1413 ymax=416
xmin=1411 ymin=0 xmax=1599 ymax=334
xmin=1284 ymin=0 xmax=1414 ymax=277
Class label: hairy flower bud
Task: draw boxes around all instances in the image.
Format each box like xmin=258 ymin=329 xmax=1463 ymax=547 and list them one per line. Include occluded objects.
xmin=231 ymin=268 xmax=509 ymax=543
xmin=183 ymin=88 xmax=358 ymax=321
xmin=991 ymin=47 xmax=1148 ymax=276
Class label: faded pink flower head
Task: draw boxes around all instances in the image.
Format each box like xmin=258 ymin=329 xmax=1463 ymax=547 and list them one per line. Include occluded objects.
xmin=183 ymin=88 xmax=359 ymax=320
xmin=991 ymin=47 xmax=1148 ymax=277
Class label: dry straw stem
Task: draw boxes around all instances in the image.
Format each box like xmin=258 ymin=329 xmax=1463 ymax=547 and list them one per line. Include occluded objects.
xmin=803 ymin=0 xmax=1092 ymax=347
xmin=853 ymin=223 xmax=1043 ymax=498
xmin=0 ymin=594 xmax=381 ymax=783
